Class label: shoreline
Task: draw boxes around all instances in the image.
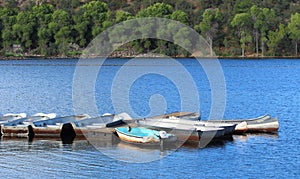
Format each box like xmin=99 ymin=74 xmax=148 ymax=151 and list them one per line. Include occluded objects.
xmin=0 ymin=55 xmax=300 ymax=60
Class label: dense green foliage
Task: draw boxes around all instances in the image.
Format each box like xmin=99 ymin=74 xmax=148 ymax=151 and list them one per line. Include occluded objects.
xmin=0 ymin=0 xmax=300 ymax=57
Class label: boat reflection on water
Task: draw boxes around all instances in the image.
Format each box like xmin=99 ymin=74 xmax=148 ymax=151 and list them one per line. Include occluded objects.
xmin=0 ymin=132 xmax=279 ymax=157
xmin=0 ymin=135 xmax=217 ymax=149
xmin=233 ymin=133 xmax=279 ymax=143
xmin=101 ymin=140 xmax=179 ymax=163
xmin=0 ymin=136 xmax=65 ymax=151
xmin=116 ymin=141 xmax=173 ymax=156
xmin=182 ymin=135 xmax=234 ymax=149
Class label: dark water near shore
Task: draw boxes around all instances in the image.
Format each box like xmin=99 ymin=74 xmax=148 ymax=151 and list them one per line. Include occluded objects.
xmin=0 ymin=58 xmax=299 ymax=178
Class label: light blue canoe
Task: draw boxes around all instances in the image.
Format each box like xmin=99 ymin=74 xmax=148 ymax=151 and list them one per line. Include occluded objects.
xmin=115 ymin=127 xmax=176 ymax=144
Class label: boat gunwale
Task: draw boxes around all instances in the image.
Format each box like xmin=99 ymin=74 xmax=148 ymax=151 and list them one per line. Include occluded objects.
xmin=207 ymin=114 xmax=272 ymax=123
xmin=115 ymin=127 xmax=160 ymax=139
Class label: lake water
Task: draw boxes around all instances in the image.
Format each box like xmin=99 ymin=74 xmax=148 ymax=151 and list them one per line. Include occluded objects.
xmin=0 ymin=58 xmax=299 ymax=178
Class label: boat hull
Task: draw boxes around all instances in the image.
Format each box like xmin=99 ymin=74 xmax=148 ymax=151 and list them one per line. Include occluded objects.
xmin=136 ymin=120 xmax=200 ymax=142
xmin=1 ymin=125 xmax=29 ymax=137
xmin=198 ymin=130 xmax=224 ymax=139
xmin=30 ymin=125 xmax=62 ymax=137
xmin=115 ymin=127 xmax=176 ymax=144
xmin=116 ymin=130 xmax=159 ymax=143
xmin=151 ymin=112 xmax=201 ymax=120
xmin=137 ymin=119 xmax=229 ymax=141
xmin=208 ymin=115 xmax=279 ymax=133
xmin=67 ymin=122 xmax=116 ymax=138
xmin=33 ymin=114 xmax=90 ymax=127
xmin=246 ymin=120 xmax=279 ymax=132
xmin=197 ymin=122 xmax=237 ymax=135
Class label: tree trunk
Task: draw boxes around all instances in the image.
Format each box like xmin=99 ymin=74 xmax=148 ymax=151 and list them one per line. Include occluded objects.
xmin=209 ymin=37 xmax=213 ymax=57
xmin=206 ymin=35 xmax=213 ymax=57
xmin=256 ymin=29 xmax=259 ymax=56
xmin=242 ymin=48 xmax=245 ymax=57
xmin=296 ymin=41 xmax=298 ymax=57
xmin=261 ymin=38 xmax=265 ymax=57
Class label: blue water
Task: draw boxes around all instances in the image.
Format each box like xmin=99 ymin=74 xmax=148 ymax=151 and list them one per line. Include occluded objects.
xmin=0 ymin=58 xmax=299 ymax=178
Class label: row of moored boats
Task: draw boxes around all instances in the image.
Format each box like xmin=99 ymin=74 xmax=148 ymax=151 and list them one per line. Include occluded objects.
xmin=0 ymin=112 xmax=279 ymax=145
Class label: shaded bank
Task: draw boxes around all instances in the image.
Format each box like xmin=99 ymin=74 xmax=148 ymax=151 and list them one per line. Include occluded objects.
xmin=1 ymin=54 xmax=300 ymax=60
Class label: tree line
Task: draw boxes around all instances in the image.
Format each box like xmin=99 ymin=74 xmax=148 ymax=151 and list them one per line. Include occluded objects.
xmin=0 ymin=0 xmax=300 ymax=57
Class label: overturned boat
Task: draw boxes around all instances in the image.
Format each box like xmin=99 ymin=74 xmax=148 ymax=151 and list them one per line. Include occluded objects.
xmin=149 ymin=112 xmax=201 ymax=121
xmin=207 ymin=114 xmax=279 ymax=133
xmin=30 ymin=114 xmax=91 ymax=137
xmin=145 ymin=116 xmax=237 ymax=136
xmin=65 ymin=113 xmax=130 ymax=138
xmin=0 ymin=113 xmax=27 ymax=125
xmin=0 ymin=113 xmax=27 ymax=136
xmin=1 ymin=113 xmax=56 ymax=137
xmin=136 ymin=118 xmax=227 ymax=142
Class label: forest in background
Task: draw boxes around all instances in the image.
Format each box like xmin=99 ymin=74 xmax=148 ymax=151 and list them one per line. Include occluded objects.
xmin=0 ymin=0 xmax=300 ymax=58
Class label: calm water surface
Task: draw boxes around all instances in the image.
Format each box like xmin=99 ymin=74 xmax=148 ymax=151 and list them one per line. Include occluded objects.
xmin=0 ymin=58 xmax=299 ymax=178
